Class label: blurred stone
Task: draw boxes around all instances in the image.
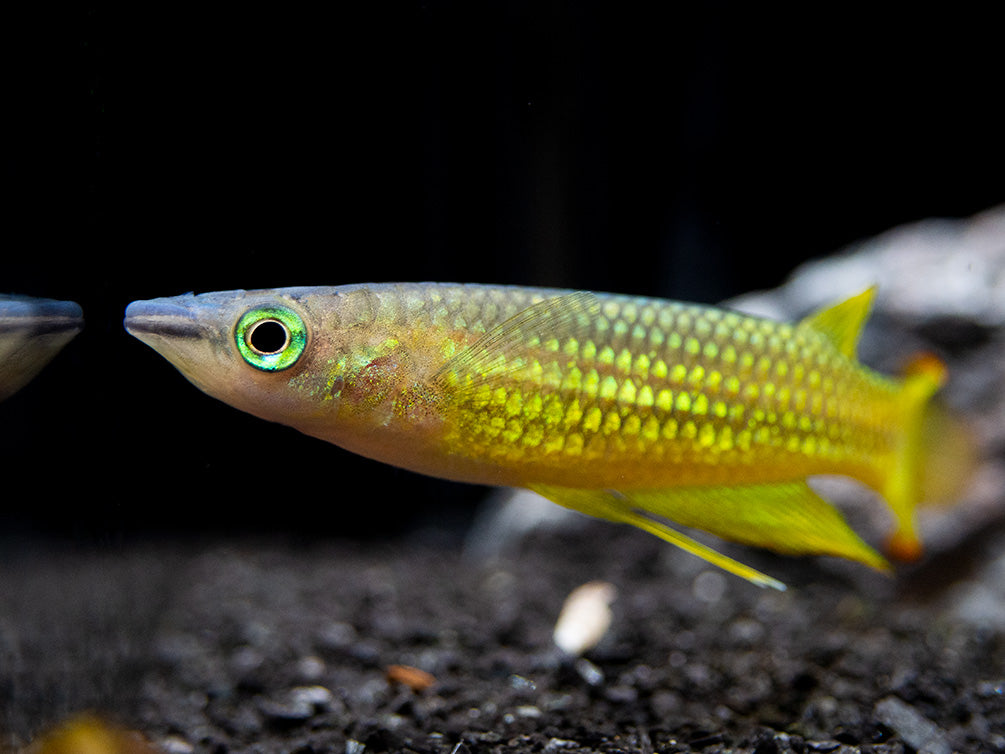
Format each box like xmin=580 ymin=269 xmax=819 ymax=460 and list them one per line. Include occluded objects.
xmin=874 ymin=696 xmax=951 ymax=754
xmin=730 ymin=205 xmax=1005 ymax=326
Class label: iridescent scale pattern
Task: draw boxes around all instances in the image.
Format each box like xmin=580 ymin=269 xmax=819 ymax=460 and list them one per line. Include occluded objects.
xmin=398 ymin=284 xmax=903 ymax=489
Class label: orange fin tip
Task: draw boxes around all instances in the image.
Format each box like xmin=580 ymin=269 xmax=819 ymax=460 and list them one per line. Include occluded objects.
xmin=886 ymin=531 xmax=924 ymax=562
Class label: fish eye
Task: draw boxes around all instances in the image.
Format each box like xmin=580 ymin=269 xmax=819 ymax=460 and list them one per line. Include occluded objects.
xmin=247 ymin=319 xmax=289 ymax=354
xmin=235 ymin=306 xmax=307 ymax=371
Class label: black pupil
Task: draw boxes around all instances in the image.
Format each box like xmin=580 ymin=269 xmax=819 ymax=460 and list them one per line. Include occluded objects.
xmin=249 ymin=320 xmax=288 ymax=353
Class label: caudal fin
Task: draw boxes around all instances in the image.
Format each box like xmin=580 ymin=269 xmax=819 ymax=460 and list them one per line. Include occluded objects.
xmin=918 ymin=397 xmax=979 ymax=507
xmin=882 ymin=353 xmax=974 ymax=561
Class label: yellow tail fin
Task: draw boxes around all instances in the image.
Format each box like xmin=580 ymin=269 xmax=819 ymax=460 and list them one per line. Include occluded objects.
xmin=882 ymin=353 xmax=968 ymax=561
xmin=918 ymin=397 xmax=979 ymax=508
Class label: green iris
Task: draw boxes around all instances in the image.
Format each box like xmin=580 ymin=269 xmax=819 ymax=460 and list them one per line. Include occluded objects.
xmin=235 ymin=306 xmax=307 ymax=371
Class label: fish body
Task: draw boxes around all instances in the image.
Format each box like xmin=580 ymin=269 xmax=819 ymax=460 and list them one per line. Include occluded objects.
xmin=0 ymin=295 xmax=83 ymax=401
xmin=125 ymin=283 xmax=955 ymax=588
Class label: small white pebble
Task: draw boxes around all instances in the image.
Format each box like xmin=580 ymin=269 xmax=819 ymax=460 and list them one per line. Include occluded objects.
xmin=692 ymin=570 xmax=727 ymax=604
xmin=874 ymin=696 xmax=951 ymax=754
xmin=508 ymin=674 xmax=537 ymax=692
xmin=291 ymin=685 xmax=334 ymax=708
xmin=552 ymin=580 xmax=617 ymax=655
xmin=515 ymin=704 xmax=542 ymax=718
xmin=574 ymin=657 xmax=605 ymax=686
xmin=296 ymin=654 xmax=326 ymax=681
xmin=158 ymin=737 xmax=195 ymax=754
xmin=544 ymin=738 xmax=580 ymax=751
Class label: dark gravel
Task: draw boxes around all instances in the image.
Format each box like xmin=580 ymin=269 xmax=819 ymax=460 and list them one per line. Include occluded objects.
xmin=2 ymin=511 xmax=1003 ymax=753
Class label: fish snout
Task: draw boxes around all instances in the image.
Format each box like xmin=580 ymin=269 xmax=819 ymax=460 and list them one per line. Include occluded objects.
xmin=0 ymin=297 xmax=83 ymax=337
xmin=124 ymin=299 xmax=208 ymax=340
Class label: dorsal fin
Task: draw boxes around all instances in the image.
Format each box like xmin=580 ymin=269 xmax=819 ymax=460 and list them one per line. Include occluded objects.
xmin=434 ymin=291 xmax=600 ymax=394
xmin=798 ymin=287 xmax=876 ymax=359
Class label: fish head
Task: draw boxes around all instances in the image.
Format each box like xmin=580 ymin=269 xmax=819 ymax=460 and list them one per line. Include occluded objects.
xmin=0 ymin=295 xmax=84 ymax=401
xmin=124 ymin=288 xmax=370 ymax=433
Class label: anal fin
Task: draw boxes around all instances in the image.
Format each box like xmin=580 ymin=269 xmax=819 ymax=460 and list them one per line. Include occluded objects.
xmin=529 ymin=484 xmax=788 ymax=590
xmin=530 ymin=480 xmax=891 ymax=590
xmin=627 ymin=481 xmax=890 ymax=572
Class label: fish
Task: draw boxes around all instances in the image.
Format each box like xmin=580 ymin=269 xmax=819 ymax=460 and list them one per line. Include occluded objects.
xmin=23 ymin=713 xmax=161 ymax=754
xmin=0 ymin=295 xmax=83 ymax=402
xmin=124 ymin=283 xmax=963 ymax=589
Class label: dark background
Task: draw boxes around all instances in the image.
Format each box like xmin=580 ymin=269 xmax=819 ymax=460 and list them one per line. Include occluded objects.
xmin=2 ymin=5 xmax=1002 ymax=539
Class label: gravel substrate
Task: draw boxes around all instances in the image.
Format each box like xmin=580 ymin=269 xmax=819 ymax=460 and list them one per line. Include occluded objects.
xmin=2 ymin=515 xmax=1003 ymax=753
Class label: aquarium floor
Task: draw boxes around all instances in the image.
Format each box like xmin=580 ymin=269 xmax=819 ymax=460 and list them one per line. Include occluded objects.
xmin=2 ymin=517 xmax=1003 ymax=754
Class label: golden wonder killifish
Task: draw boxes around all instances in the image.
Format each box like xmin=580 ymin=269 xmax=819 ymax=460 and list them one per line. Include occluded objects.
xmin=125 ymin=283 xmax=963 ymax=589
xmin=0 ymin=295 xmax=83 ymax=402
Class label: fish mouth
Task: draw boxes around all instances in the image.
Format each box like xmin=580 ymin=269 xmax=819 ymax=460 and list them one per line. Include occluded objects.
xmin=124 ymin=299 xmax=208 ymax=340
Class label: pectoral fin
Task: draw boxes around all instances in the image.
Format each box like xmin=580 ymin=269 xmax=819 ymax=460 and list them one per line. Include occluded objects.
xmin=434 ymin=291 xmax=600 ymax=400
